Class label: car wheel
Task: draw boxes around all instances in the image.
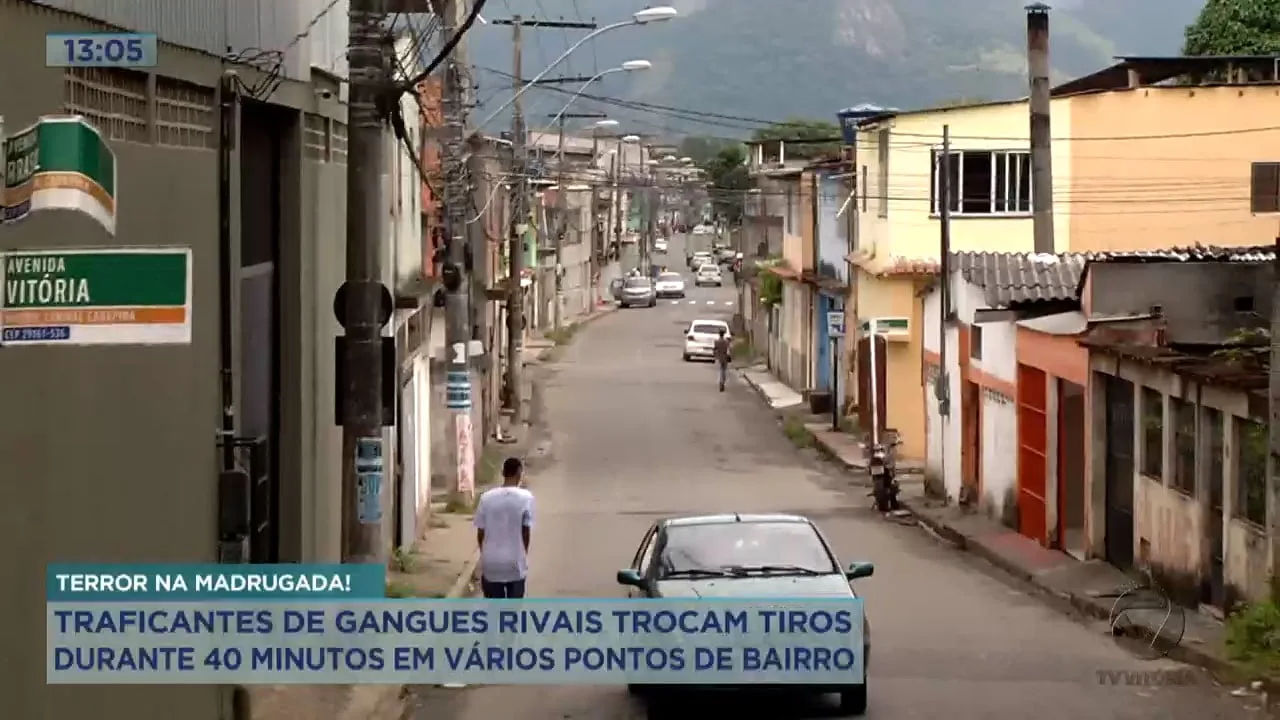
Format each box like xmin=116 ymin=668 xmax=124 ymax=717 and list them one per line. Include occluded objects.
xmin=839 ymin=684 xmax=867 ymax=715
xmin=682 ymin=353 xmax=690 ymax=361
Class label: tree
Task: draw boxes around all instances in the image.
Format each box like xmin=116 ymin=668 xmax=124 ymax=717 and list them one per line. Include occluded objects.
xmin=677 ymin=136 xmax=736 ymax=167
xmin=702 ymin=145 xmax=753 ymax=226
xmin=750 ymin=118 xmax=842 ymax=160
xmin=1184 ymin=0 xmax=1280 ymax=55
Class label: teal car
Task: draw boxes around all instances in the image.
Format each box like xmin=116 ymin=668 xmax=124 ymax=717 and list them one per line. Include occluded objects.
xmin=616 ymin=513 xmax=873 ymax=714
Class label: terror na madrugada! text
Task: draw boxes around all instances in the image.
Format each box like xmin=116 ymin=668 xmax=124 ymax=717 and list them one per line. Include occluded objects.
xmin=52 ymin=608 xmax=859 ymax=636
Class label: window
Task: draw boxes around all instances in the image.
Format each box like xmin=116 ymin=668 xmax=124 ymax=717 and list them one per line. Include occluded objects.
xmin=1206 ymin=408 xmax=1223 ymax=505
xmin=1140 ymin=387 xmax=1164 ymax=479
xmin=931 ymin=150 xmax=1031 ymax=216
xmin=1171 ymin=398 xmax=1195 ymax=495
xmin=877 ymin=129 xmax=890 ymax=218
xmin=1250 ymin=162 xmax=1280 ymax=214
xmin=970 ymin=325 xmax=982 ymax=360
xmin=633 ymin=525 xmax=658 ymax=570
xmin=1236 ymin=418 xmax=1267 ymax=526
xmin=657 ymin=521 xmax=838 ymax=577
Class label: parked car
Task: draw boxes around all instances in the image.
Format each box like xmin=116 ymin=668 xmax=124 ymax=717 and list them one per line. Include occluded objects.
xmin=715 ymin=246 xmax=737 ymax=263
xmin=688 ymin=251 xmax=713 ymax=271
xmin=616 ymin=513 xmax=873 ymax=714
xmin=695 ymin=263 xmax=723 ymax=287
xmin=682 ymin=319 xmax=730 ymax=361
xmin=654 ymin=238 xmax=668 ymax=253
xmin=654 ymin=272 xmax=686 ymax=298
xmin=619 ymin=276 xmax=656 ymax=308
xmin=692 ymin=225 xmax=712 ymax=235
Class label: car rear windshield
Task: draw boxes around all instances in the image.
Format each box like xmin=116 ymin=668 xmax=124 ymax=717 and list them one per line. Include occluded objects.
xmin=691 ymin=323 xmax=725 ymax=335
xmin=624 ymin=278 xmax=650 ymax=288
xmin=659 ymin=522 xmax=836 ymax=574
xmin=659 ymin=273 xmax=682 ymax=281
xmin=699 ymin=265 xmax=719 ymax=272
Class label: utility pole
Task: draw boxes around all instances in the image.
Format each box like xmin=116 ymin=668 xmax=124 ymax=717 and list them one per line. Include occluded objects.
xmin=488 ymin=16 xmax=596 ymax=422
xmin=612 ymin=139 xmax=624 ymax=260
xmin=1270 ymin=233 xmax=1280 ymax=584
xmin=1027 ymin=2 xmax=1055 ymax=255
xmin=441 ymin=0 xmax=475 ymax=504
xmin=553 ymin=112 xmax=567 ymax=331
xmin=505 ymin=16 xmax=526 ymax=426
xmin=340 ymin=0 xmax=391 ymax=563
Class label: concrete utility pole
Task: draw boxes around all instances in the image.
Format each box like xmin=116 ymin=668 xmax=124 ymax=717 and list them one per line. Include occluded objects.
xmin=441 ymin=0 xmax=475 ymax=504
xmin=611 ymin=141 xmax=623 ymax=257
xmin=553 ymin=113 xmax=567 ymax=331
xmin=1026 ymin=2 xmax=1055 ymax=255
xmin=489 ymin=16 xmax=596 ymax=422
xmin=340 ymin=0 xmax=391 ymax=563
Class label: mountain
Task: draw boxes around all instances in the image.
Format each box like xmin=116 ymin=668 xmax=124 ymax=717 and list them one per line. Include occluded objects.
xmin=462 ymin=0 xmax=1207 ymax=137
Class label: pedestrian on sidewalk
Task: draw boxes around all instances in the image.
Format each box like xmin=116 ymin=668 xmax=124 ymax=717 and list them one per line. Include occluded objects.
xmin=474 ymin=457 xmax=535 ymax=599
xmin=713 ymin=327 xmax=732 ymax=392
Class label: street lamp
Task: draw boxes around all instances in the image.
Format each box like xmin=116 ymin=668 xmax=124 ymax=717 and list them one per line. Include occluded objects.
xmin=475 ymin=8 xmax=677 ymax=130
xmin=547 ymin=61 xmax=651 ymax=332
xmin=547 ymin=60 xmax=651 ymax=130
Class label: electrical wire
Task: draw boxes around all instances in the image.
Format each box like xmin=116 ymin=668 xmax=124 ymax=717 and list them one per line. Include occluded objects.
xmin=399 ymin=0 xmax=489 ymax=92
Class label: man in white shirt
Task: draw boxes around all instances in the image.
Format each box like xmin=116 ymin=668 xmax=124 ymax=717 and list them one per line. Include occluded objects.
xmin=473 ymin=457 xmax=535 ymax=598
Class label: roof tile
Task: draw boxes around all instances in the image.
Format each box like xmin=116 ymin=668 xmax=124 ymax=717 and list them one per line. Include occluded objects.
xmin=952 ymin=251 xmax=1086 ymax=308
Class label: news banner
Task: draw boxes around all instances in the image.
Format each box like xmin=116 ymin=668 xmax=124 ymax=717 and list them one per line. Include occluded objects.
xmin=48 ymin=564 xmax=865 ymax=685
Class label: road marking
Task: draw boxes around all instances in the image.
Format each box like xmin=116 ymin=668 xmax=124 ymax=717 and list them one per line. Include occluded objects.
xmin=705 ymin=301 xmax=715 ymax=305
xmin=686 ymin=300 xmax=697 ymax=305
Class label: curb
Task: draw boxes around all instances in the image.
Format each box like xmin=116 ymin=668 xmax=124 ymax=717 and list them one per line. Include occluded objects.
xmin=806 ymin=423 xmax=1241 ymax=686
xmin=447 ymin=550 xmax=482 ymax=599
xmin=901 ymin=498 xmax=1235 ymax=680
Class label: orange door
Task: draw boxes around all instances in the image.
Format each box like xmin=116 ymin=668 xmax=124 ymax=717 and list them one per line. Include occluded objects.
xmin=1017 ymin=365 xmax=1048 ymax=544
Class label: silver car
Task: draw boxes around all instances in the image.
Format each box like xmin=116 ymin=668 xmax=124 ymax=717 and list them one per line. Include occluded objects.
xmin=619 ymin=276 xmax=656 ymax=308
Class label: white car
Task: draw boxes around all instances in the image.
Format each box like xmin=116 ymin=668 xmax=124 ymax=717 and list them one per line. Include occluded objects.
xmin=654 ymin=272 xmax=686 ymax=298
xmin=654 ymin=238 xmax=668 ymax=253
xmin=683 ymin=319 xmax=731 ymax=361
xmin=688 ymin=251 xmax=713 ymax=271
xmin=692 ymin=225 xmax=712 ymax=235
xmin=695 ymin=263 xmax=723 ymax=287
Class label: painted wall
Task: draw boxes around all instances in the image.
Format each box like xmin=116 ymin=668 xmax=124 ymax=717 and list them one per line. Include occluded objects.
xmin=858 ymin=273 xmax=926 ymax=460
xmin=855 ymin=98 xmax=1074 ymax=260
xmin=1067 ymin=85 xmax=1280 ymax=252
xmin=816 ymin=171 xmax=847 ymax=282
xmin=921 ymin=275 xmax=1018 ymax=511
xmin=0 ymin=2 xmax=352 ymax=717
xmin=1088 ymin=355 xmax=1271 ymax=604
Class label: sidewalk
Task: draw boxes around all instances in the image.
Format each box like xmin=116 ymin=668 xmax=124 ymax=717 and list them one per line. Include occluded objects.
xmin=738 ymin=363 xmax=803 ymax=409
xmin=246 ymin=310 xmax=621 ymax=720
xmin=247 ymin=506 xmax=481 ymax=720
xmin=740 ymin=365 xmax=1238 ymax=686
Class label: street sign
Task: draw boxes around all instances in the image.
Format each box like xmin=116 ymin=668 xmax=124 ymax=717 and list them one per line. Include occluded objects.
xmin=0 ymin=248 xmax=192 ymax=345
xmin=2 ymin=115 xmax=118 ymax=234
xmin=827 ymin=310 xmax=845 ymax=338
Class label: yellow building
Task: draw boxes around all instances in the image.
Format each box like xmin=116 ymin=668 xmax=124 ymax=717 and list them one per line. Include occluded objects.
xmin=848 ymin=99 xmax=1073 ymax=463
xmin=846 ymin=55 xmax=1280 ymax=464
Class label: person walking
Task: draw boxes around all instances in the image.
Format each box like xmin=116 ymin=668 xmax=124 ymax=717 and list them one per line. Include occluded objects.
xmin=713 ymin=327 xmax=732 ymax=392
xmin=473 ymin=457 xmax=535 ymax=598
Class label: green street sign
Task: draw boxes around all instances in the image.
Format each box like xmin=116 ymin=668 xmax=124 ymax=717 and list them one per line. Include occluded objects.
xmin=1 ymin=248 xmax=191 ymax=346
xmin=2 ymin=115 xmax=117 ymax=234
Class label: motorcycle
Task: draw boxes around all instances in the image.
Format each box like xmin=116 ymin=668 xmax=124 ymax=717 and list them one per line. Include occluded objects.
xmin=868 ymin=433 xmax=902 ymax=513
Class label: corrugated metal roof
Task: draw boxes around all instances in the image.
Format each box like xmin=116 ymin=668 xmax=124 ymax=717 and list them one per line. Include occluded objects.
xmin=952 ymin=251 xmax=1087 ymax=307
xmin=1086 ymin=244 xmax=1275 ymax=263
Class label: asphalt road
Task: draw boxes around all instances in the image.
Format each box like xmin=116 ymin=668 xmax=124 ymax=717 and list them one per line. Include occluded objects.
xmin=410 ymin=234 xmax=1254 ymax=719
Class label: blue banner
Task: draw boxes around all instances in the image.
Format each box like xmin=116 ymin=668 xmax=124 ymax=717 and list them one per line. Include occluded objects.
xmin=47 ymin=564 xmax=386 ymax=601
xmin=47 ymin=598 xmax=864 ymax=685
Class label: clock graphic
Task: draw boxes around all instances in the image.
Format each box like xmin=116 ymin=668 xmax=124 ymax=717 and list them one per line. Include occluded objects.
xmin=46 ymin=32 xmax=158 ymax=69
